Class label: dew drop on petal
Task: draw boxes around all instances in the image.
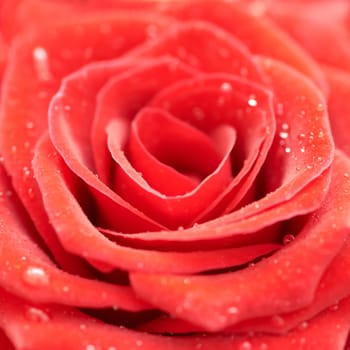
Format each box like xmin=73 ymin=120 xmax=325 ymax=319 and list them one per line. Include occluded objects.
xmin=26 ymin=121 xmax=35 ymax=129
xmin=271 ymin=315 xmax=285 ymax=327
xmin=23 ymin=266 xmax=50 ymax=287
xmin=221 ymin=82 xmax=232 ymax=92
xmin=192 ymin=107 xmax=205 ymax=121
xmin=247 ymin=95 xmax=258 ymax=107
xmin=329 ymin=303 xmax=339 ymax=311
xmin=279 ymin=131 xmax=289 ymax=140
xmin=136 ymin=340 xmax=143 ymax=347
xmin=32 ymin=47 xmax=51 ymax=81
xmin=297 ymin=321 xmax=309 ymax=330
xmin=227 ymin=306 xmax=239 ymax=315
xmin=276 ymin=103 xmax=284 ymax=115
xmin=316 ymin=103 xmax=324 ymax=112
xmin=25 ymin=306 xmax=50 ymax=323
xmin=239 ymin=341 xmax=252 ymax=350
xmin=283 ymin=234 xmax=295 ymax=245
xmin=62 ymin=285 xmax=70 ymax=293
xmin=284 ymin=147 xmax=291 ymax=154
xmin=86 ymin=345 xmax=97 ymax=350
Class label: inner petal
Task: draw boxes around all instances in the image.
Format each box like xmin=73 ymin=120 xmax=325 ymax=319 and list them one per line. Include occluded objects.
xmin=127 ymin=107 xmax=226 ymax=195
xmin=107 ymin=120 xmax=235 ymax=229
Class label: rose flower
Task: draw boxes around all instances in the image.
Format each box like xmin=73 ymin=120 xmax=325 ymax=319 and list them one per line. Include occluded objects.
xmin=0 ymin=0 xmax=350 ymax=349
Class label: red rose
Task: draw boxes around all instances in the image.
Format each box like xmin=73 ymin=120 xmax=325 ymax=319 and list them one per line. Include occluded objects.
xmin=0 ymin=0 xmax=350 ymax=349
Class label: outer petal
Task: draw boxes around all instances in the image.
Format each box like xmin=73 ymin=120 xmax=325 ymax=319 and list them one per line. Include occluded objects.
xmin=130 ymin=151 xmax=350 ymax=331
xmin=0 ymin=164 xmax=149 ymax=311
xmin=1 ymin=287 xmax=350 ymax=350
xmin=323 ymin=65 xmax=350 ymax=157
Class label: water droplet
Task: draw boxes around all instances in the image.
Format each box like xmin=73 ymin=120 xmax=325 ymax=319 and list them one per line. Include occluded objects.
xmin=136 ymin=262 xmax=145 ymax=269
xmin=329 ymin=303 xmax=339 ymax=311
xmin=300 ymin=146 xmax=305 ymax=153
xmin=25 ymin=306 xmax=50 ymax=322
xmin=316 ymin=103 xmax=324 ymax=112
xmin=284 ymin=147 xmax=291 ymax=154
xmin=32 ymin=47 xmax=51 ymax=81
xmin=260 ymin=343 xmax=268 ymax=350
xmin=298 ymin=321 xmax=308 ymax=330
xmin=62 ymin=285 xmax=70 ymax=293
xmin=276 ymin=103 xmax=284 ymax=115
xmin=279 ymin=131 xmax=289 ymax=139
xmin=271 ymin=315 xmax=285 ymax=327
xmin=26 ymin=121 xmax=34 ymax=129
xmin=227 ymin=306 xmax=239 ymax=315
xmin=136 ymin=340 xmax=143 ymax=347
xmin=27 ymin=188 xmax=35 ymax=199
xmin=283 ymin=234 xmax=295 ymax=245
xmin=86 ymin=345 xmax=97 ymax=350
xmin=23 ymin=166 xmax=31 ymax=179
xmin=239 ymin=341 xmax=252 ymax=350
xmin=64 ymin=105 xmax=71 ymax=111
xmin=23 ymin=266 xmax=50 ymax=286
xmin=192 ymin=107 xmax=205 ymax=121
xmin=80 ymin=324 xmax=87 ymax=331
xmin=247 ymin=95 xmax=258 ymax=107
xmin=298 ymin=133 xmax=306 ymax=141
xmin=221 ymin=82 xmax=232 ymax=92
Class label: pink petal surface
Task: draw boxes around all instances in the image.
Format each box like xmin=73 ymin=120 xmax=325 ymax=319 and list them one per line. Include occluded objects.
xmin=323 ymin=66 xmax=350 ymax=157
xmin=130 ymin=152 xmax=350 ymax=331
xmin=0 ymin=10 xmax=175 ymax=269
xmin=34 ymin=134 xmax=278 ymax=274
xmin=266 ymin=1 xmax=350 ymax=72
xmin=159 ymin=0 xmax=327 ymax=92
xmin=0 ymin=163 xmax=149 ymax=311
xmin=1 ymin=287 xmax=350 ymax=350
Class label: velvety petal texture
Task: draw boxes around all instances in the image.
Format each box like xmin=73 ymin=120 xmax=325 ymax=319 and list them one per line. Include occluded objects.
xmin=0 ymin=0 xmax=350 ymax=349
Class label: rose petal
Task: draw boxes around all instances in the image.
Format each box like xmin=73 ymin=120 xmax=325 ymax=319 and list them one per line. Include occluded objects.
xmin=0 ymin=163 xmax=149 ymax=311
xmin=0 ymin=10 xmax=175 ymax=270
xmin=108 ymin=107 xmax=235 ymax=228
xmin=127 ymin=107 xmax=228 ymax=195
xmin=267 ymin=1 xmax=350 ymax=71
xmin=159 ymin=0 xmax=327 ymax=92
xmin=125 ymin=20 xmax=264 ymax=82
xmin=323 ymin=65 xmax=350 ymax=157
xmin=130 ymin=152 xmax=349 ymax=331
xmin=34 ymin=134 xmax=278 ymax=274
xmin=1 ymin=287 xmax=350 ymax=350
